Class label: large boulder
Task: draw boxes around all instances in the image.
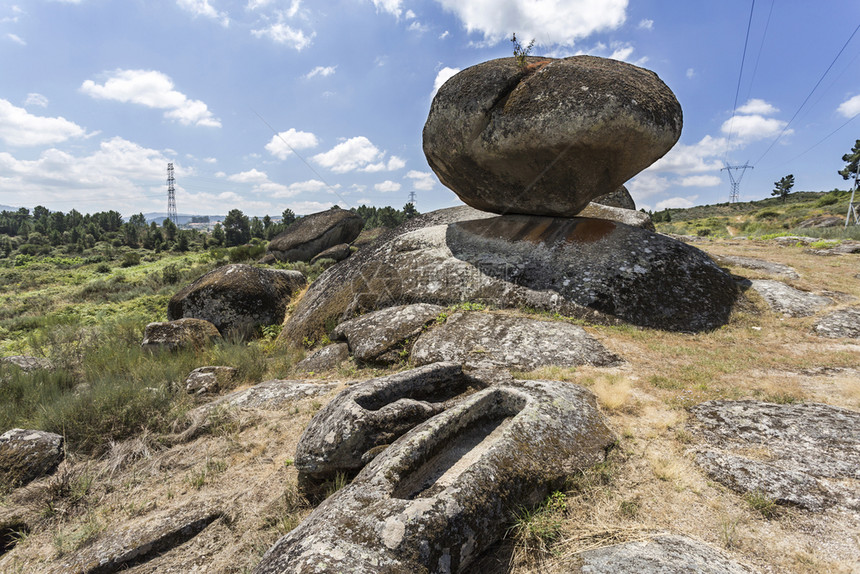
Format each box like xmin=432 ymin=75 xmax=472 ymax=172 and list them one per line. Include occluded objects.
xmin=295 ymin=362 xmax=484 ymax=481
xmin=423 ymin=56 xmax=682 ymax=217
xmin=310 ymin=243 xmax=352 ymax=265
xmin=267 ymin=207 xmax=363 ymax=262
xmin=141 ymin=318 xmax=221 ymax=352
xmin=279 ymin=209 xmax=740 ymax=344
xmin=167 ymin=264 xmax=306 ymax=337
xmin=576 ymin=202 xmax=654 ymax=230
xmin=0 ymin=429 xmax=64 ymax=488
xmin=256 ymin=380 xmax=616 ymax=573
xmin=688 ymin=400 xmax=860 ymax=512
xmin=411 ymin=312 xmax=622 ymax=370
xmin=332 ymin=303 xmax=446 ymax=363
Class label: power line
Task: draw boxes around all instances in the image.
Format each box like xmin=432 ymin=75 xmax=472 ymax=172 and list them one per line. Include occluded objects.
xmin=743 ymin=0 xmax=774 ymax=104
xmin=778 ymin=112 xmax=859 ymax=167
xmin=754 ymin=21 xmax=860 ymax=166
xmin=724 ymin=0 xmax=757 ymax=160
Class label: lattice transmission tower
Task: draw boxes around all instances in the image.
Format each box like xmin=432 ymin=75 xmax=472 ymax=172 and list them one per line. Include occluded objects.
xmin=721 ymin=162 xmax=753 ymax=203
xmin=166 ymin=163 xmax=178 ymax=226
xmin=408 ymin=191 xmax=417 ymax=205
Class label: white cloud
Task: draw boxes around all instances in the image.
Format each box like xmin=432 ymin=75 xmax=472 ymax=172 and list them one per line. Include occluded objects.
xmin=312 ymin=136 xmax=403 ymax=173
xmin=432 ymin=0 xmax=627 ymax=46
xmin=656 ymin=196 xmax=698 ymax=210
xmin=627 ymin=172 xmax=671 ymax=200
xmin=24 ymin=93 xmax=49 ymax=108
xmin=638 ymin=19 xmax=653 ymax=30
xmin=837 ymin=94 xmax=860 ymax=118
xmin=405 ymin=9 xmax=416 ymax=19
xmin=203 ymin=157 xmax=217 ymax=164
xmin=408 ymin=21 xmax=429 ymax=33
xmin=265 ymin=128 xmax=320 ymax=160
xmin=439 ymin=30 xmax=449 ymax=39
xmin=176 ymin=0 xmax=230 ymax=26
xmin=609 ymin=43 xmax=634 ymax=62
xmin=721 ymin=114 xmax=789 ymax=142
xmin=648 ymin=135 xmax=727 ymax=175
xmin=686 ymin=68 xmax=695 ymax=79
xmin=0 ymin=98 xmax=88 ymax=146
xmin=432 ymin=66 xmax=460 ymax=97
xmin=284 ymin=200 xmax=335 ymax=215
xmin=372 ymin=0 xmax=403 ymax=18
xmin=679 ymin=175 xmax=722 ymax=187
xmin=228 ymin=168 xmax=269 ymax=183
xmin=305 ymin=65 xmax=336 ymax=79
xmin=375 ymin=180 xmax=401 ymax=192
xmin=81 ymin=69 xmax=221 ymax=127
xmin=0 ymin=137 xmax=172 ymax=212
xmin=736 ymin=98 xmax=778 ymax=116
xmin=252 ymin=22 xmax=314 ymax=50
xmin=6 ymin=33 xmax=25 ymax=45
xmin=406 ymin=170 xmax=436 ymax=191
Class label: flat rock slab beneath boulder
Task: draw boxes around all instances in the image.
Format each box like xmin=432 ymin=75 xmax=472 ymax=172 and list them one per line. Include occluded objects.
xmin=576 ymin=202 xmax=654 ymax=230
xmin=333 ymin=303 xmax=446 ymax=363
xmin=294 ymin=343 xmax=350 ymax=373
xmin=43 ymin=500 xmax=221 ymax=574
xmin=201 ymin=379 xmax=339 ymax=412
xmin=295 ymin=362 xmax=486 ymax=480
xmin=712 ymin=254 xmax=799 ymax=279
xmin=0 ymin=429 xmax=64 ymax=489
xmin=814 ymin=306 xmax=860 ymax=339
xmin=411 ymin=312 xmax=622 ymax=370
xmin=255 ymin=380 xmax=616 ymax=574
xmin=688 ymin=400 xmax=860 ymax=512
xmin=747 ymin=279 xmax=832 ymax=317
xmin=572 ymin=534 xmax=755 ymax=573
xmin=280 ymin=209 xmax=740 ymax=343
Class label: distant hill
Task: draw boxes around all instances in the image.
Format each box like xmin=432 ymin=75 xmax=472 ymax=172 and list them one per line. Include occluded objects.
xmin=142 ymin=213 xmax=226 ymax=225
xmin=0 ymin=204 xmax=19 ymax=212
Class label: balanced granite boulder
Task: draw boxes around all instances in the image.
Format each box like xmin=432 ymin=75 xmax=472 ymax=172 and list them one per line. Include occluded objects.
xmin=0 ymin=429 xmax=64 ymax=488
xmin=279 ymin=208 xmax=740 ymax=344
xmin=168 ymin=264 xmax=306 ymax=337
xmin=267 ymin=207 xmax=363 ymax=262
xmin=295 ymin=362 xmax=485 ymax=482
xmin=576 ymin=202 xmax=654 ymax=230
xmin=423 ymin=56 xmax=682 ymax=216
xmin=256 ymin=379 xmax=616 ymax=573
xmin=310 ymin=243 xmax=352 ymax=265
xmin=141 ymin=318 xmax=221 ymax=352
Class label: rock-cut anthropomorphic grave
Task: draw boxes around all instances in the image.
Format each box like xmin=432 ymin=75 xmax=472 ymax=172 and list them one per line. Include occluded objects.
xmin=255 ymin=379 xmax=616 ymax=574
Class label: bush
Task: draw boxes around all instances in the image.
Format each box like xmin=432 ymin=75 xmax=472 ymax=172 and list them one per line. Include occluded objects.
xmin=161 ymin=263 xmax=181 ymax=284
xmin=755 ymin=210 xmax=781 ymax=220
xmin=121 ymin=251 xmax=141 ymax=267
xmin=815 ymin=194 xmax=839 ymax=207
xmin=95 ymin=263 xmax=111 ymax=273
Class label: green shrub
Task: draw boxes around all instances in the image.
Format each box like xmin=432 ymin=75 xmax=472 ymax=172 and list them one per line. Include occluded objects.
xmin=815 ymin=194 xmax=839 ymax=207
xmin=755 ymin=210 xmax=781 ymax=220
xmin=95 ymin=263 xmax=111 ymax=274
xmin=121 ymin=252 xmax=141 ymax=267
xmin=161 ymin=263 xmax=181 ymax=284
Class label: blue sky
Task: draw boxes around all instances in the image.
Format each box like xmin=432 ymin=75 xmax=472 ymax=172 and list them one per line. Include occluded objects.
xmin=1 ymin=0 xmax=858 ymax=217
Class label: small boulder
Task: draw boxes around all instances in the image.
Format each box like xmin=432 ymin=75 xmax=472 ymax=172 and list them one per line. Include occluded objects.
xmin=798 ymin=215 xmax=843 ymax=228
xmin=295 ymin=362 xmax=483 ymax=481
xmin=572 ymin=534 xmax=755 ymax=574
xmin=0 ymin=429 xmax=64 ymax=489
xmin=184 ymin=366 xmax=239 ymax=395
xmin=712 ymin=254 xmax=799 ymax=279
xmin=256 ymin=380 xmax=616 ymax=573
xmin=411 ymin=312 xmax=623 ymax=370
xmin=167 ymin=264 xmax=306 ymax=337
xmin=332 ymin=303 xmax=446 ymax=363
xmin=201 ymin=379 xmax=339 ymax=412
xmin=310 ymin=243 xmax=352 ymax=265
xmin=688 ymin=400 xmax=860 ymax=512
xmin=267 ymin=207 xmax=363 ymax=263
xmin=592 ymin=185 xmax=636 ymax=210
xmin=0 ymin=356 xmax=53 ymax=373
xmin=423 ymin=56 xmax=682 ymax=216
xmin=747 ymin=279 xmax=832 ymax=317
xmin=294 ymin=343 xmax=350 ymax=373
xmin=141 ymin=318 xmax=221 ymax=352
xmin=814 ymin=306 xmax=860 ymax=339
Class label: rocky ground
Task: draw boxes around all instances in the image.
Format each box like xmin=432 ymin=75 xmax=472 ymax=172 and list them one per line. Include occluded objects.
xmin=1 ymin=234 xmax=858 ymax=573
